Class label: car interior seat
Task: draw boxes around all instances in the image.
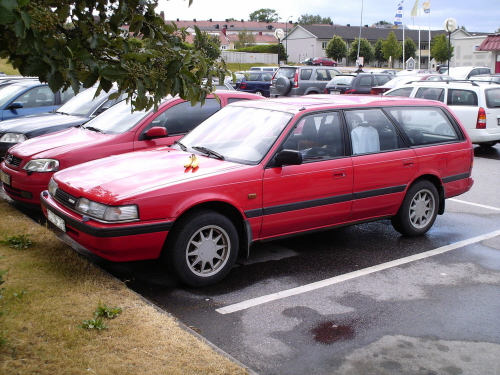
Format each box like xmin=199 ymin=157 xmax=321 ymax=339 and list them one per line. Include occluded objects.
xmin=298 ymin=117 xmax=320 ymax=150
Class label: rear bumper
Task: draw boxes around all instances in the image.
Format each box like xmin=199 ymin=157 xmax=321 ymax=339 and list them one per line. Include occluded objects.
xmin=40 ymin=192 xmax=172 ymax=262
xmin=467 ymin=128 xmax=500 ymax=144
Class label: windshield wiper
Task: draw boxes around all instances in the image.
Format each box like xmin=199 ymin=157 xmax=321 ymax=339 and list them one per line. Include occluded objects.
xmin=83 ymin=125 xmax=103 ymax=133
xmin=192 ymin=146 xmax=225 ymax=160
xmin=56 ymin=111 xmax=71 ymax=116
xmin=174 ymin=140 xmax=187 ymax=151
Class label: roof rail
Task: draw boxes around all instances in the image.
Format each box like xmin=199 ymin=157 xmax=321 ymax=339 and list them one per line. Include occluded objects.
xmin=404 ymin=80 xmax=479 ymax=86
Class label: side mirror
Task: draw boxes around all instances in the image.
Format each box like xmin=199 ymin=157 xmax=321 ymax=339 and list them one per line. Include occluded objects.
xmin=7 ymin=102 xmax=23 ymax=109
xmin=274 ymin=149 xmax=302 ymax=167
xmin=145 ymin=126 xmax=168 ymax=139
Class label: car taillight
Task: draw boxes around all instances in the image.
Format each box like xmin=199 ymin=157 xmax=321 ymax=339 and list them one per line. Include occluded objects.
xmin=324 ymin=88 xmax=329 ymax=94
xmin=345 ymin=89 xmax=356 ymax=94
xmin=293 ymin=71 xmax=299 ymax=88
xmin=476 ymin=107 xmax=486 ymax=129
xmin=240 ymin=82 xmax=247 ymax=89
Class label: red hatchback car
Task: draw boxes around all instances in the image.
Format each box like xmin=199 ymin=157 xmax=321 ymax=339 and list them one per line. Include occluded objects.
xmin=40 ymin=95 xmax=474 ymax=287
xmin=312 ymin=57 xmax=338 ymax=66
xmin=0 ymin=91 xmax=262 ymax=205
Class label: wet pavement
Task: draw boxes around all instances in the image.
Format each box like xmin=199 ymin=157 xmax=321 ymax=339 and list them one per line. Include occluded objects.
xmin=3 ymin=144 xmax=500 ymax=374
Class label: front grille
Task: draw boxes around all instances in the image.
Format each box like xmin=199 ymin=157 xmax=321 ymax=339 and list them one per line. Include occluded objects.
xmin=54 ymin=188 xmax=78 ymax=209
xmin=5 ymin=153 xmax=22 ymax=168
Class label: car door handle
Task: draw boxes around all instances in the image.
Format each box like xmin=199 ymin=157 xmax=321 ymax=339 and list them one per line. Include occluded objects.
xmin=333 ymin=169 xmax=346 ymax=179
xmin=403 ymin=159 xmax=414 ymax=168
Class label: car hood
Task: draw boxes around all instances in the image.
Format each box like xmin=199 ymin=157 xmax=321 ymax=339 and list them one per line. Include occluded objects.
xmin=9 ymin=127 xmax=110 ymax=159
xmin=55 ymin=148 xmax=249 ymax=204
xmin=0 ymin=113 xmax=87 ymax=136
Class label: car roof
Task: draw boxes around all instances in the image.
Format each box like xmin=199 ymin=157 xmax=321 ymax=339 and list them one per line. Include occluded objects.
xmin=229 ymin=94 xmax=446 ymax=114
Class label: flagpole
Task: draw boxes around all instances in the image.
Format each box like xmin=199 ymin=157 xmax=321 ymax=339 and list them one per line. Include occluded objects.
xmin=403 ymin=14 xmax=405 ymax=69
xmin=428 ymin=10 xmax=431 ymax=69
xmin=418 ymin=3 xmax=421 ymax=69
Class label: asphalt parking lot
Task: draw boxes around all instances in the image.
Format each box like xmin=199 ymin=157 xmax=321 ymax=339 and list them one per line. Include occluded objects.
xmin=4 ymin=145 xmax=500 ymax=374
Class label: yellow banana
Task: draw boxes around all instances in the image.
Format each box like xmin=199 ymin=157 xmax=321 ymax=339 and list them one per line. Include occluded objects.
xmin=184 ymin=154 xmax=194 ymax=168
xmin=190 ymin=154 xmax=199 ymax=169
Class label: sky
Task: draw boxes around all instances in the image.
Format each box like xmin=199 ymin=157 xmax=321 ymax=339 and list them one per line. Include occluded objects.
xmin=156 ymin=0 xmax=498 ymax=33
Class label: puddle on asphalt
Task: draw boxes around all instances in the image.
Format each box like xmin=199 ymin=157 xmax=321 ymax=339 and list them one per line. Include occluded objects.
xmin=311 ymin=320 xmax=355 ymax=344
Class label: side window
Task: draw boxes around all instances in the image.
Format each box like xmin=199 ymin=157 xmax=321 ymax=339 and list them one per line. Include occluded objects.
xmin=315 ymin=69 xmax=329 ymax=81
xmin=15 ymin=86 xmax=55 ymax=108
xmin=346 ymin=109 xmax=404 ymax=154
xmin=358 ymin=76 xmax=373 ymax=87
xmin=249 ymin=74 xmax=260 ymax=81
xmin=376 ymin=75 xmax=391 ymax=85
xmin=448 ymin=89 xmax=478 ymax=106
xmin=282 ymin=112 xmax=344 ymax=162
xmin=300 ymin=69 xmax=312 ymax=80
xmin=60 ymin=86 xmax=76 ymax=104
xmin=326 ymin=69 xmax=339 ymax=79
xmin=386 ymin=107 xmax=459 ymax=146
xmin=485 ymin=88 xmax=500 ymax=108
xmin=262 ymin=74 xmax=272 ymax=82
xmin=415 ymin=88 xmax=445 ymax=102
xmin=146 ymin=99 xmax=221 ymax=135
xmin=385 ymin=87 xmax=414 ymax=97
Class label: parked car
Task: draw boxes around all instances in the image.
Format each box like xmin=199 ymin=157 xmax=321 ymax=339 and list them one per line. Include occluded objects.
xmin=312 ymin=57 xmax=337 ymax=66
xmin=300 ymin=58 xmax=314 ymax=65
xmin=0 ymin=80 xmax=77 ymax=122
xmin=371 ymin=74 xmax=456 ymax=95
xmin=0 ymin=91 xmax=262 ymax=206
xmin=39 ymin=95 xmax=474 ymax=287
xmin=249 ymin=66 xmax=278 ymax=73
xmin=235 ymin=71 xmax=273 ymax=97
xmin=447 ymin=66 xmax=492 ymax=80
xmin=396 ymin=69 xmax=436 ymax=76
xmin=269 ymin=65 xmax=341 ymax=97
xmin=0 ymin=86 xmax=125 ymax=158
xmin=384 ymin=80 xmax=500 ymax=147
xmin=324 ymin=73 xmax=393 ymax=95
xmin=469 ymin=74 xmax=500 ymax=84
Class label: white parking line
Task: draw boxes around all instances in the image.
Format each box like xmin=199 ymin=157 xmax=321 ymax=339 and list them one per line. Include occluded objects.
xmin=449 ymin=198 xmax=500 ymax=212
xmin=216 ymin=229 xmax=500 ymax=315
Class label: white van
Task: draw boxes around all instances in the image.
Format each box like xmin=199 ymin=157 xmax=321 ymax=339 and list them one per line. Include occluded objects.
xmin=384 ymin=80 xmax=500 ymax=147
xmin=249 ymin=66 xmax=278 ymax=73
xmin=447 ymin=66 xmax=491 ymax=80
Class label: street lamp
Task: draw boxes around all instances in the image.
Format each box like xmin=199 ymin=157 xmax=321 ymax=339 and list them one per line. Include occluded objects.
xmin=285 ymin=16 xmax=292 ymax=64
xmin=444 ymin=18 xmax=457 ymax=75
xmin=275 ymin=28 xmax=284 ymax=66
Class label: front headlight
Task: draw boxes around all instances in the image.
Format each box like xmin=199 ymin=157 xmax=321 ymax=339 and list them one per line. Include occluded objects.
xmin=23 ymin=159 xmax=59 ymax=172
xmin=0 ymin=133 xmax=27 ymax=143
xmin=48 ymin=178 xmax=58 ymax=196
xmin=76 ymin=197 xmax=138 ymax=222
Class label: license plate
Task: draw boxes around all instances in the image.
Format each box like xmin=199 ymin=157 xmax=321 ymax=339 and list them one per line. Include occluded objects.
xmin=47 ymin=209 xmax=66 ymax=232
xmin=330 ymin=90 xmax=340 ymax=95
xmin=0 ymin=170 xmax=10 ymax=185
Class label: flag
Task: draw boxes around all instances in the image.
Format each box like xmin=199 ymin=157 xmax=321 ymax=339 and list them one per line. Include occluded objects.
xmin=394 ymin=1 xmax=404 ymax=25
xmin=423 ymin=0 xmax=430 ymax=13
xmin=411 ymin=0 xmax=419 ymax=18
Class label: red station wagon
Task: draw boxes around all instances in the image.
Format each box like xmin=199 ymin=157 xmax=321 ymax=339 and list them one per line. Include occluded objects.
xmin=40 ymin=96 xmax=474 ymax=287
xmin=0 ymin=91 xmax=262 ymax=205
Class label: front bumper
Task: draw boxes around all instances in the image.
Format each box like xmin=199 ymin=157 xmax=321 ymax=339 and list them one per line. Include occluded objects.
xmin=1 ymin=161 xmax=51 ymax=205
xmin=40 ymin=191 xmax=173 ymax=262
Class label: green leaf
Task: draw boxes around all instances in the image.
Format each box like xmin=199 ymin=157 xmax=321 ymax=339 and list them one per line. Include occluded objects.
xmin=99 ymin=78 xmax=113 ymax=93
xmin=99 ymin=66 xmax=128 ymax=81
xmin=0 ymin=5 xmax=15 ymax=24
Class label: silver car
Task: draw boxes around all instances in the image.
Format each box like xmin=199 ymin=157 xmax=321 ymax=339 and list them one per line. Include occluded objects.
xmin=269 ymin=66 xmax=341 ymax=97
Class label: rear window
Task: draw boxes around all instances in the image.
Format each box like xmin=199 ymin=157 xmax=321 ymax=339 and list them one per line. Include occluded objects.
xmin=485 ymin=88 xmax=500 ymax=108
xmin=448 ymin=89 xmax=478 ymax=106
xmin=415 ymin=88 xmax=445 ymax=102
xmin=387 ymin=107 xmax=460 ymax=146
xmin=274 ymin=68 xmax=297 ymax=79
xmin=375 ymin=75 xmax=391 ymax=85
xmin=385 ymin=87 xmax=414 ymax=97
xmin=329 ymin=76 xmax=355 ymax=85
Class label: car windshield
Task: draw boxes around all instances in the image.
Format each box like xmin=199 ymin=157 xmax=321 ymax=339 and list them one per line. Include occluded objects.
xmin=81 ymin=99 xmax=151 ymax=134
xmin=0 ymin=83 xmax=30 ymax=107
xmin=329 ymin=76 xmax=354 ymax=85
xmin=178 ymin=106 xmax=293 ymax=164
xmin=56 ymin=87 xmax=112 ymax=116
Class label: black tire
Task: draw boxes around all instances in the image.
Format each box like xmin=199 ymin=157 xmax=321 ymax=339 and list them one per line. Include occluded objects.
xmin=391 ymin=180 xmax=439 ymax=237
xmin=254 ymin=90 xmax=264 ymax=96
xmin=164 ymin=210 xmax=239 ymax=287
xmin=275 ymin=77 xmax=291 ymax=96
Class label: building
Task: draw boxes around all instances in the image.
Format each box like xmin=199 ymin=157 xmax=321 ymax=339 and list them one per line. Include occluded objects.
xmin=450 ymin=30 xmax=499 ymax=72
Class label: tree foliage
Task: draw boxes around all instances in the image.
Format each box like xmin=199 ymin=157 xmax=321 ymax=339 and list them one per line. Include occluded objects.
xmin=348 ymin=38 xmax=374 ymax=64
xmin=325 ymin=35 xmax=347 ymax=62
xmin=374 ymin=38 xmax=386 ymax=66
xmin=0 ymin=0 xmax=228 ymax=111
xmin=193 ymin=31 xmax=221 ymax=60
xmin=249 ymin=8 xmax=279 ymax=23
xmin=431 ymin=33 xmax=453 ymax=63
xmin=382 ymin=31 xmax=402 ymax=62
xmin=234 ymin=29 xmax=255 ymax=49
xmin=297 ymin=14 xmax=332 ymax=25
xmin=402 ymin=37 xmax=417 ymax=62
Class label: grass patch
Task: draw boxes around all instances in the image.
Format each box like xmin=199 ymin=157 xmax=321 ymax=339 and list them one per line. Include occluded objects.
xmin=0 ymin=59 xmax=19 ymax=75
xmin=0 ymin=199 xmax=248 ymax=375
